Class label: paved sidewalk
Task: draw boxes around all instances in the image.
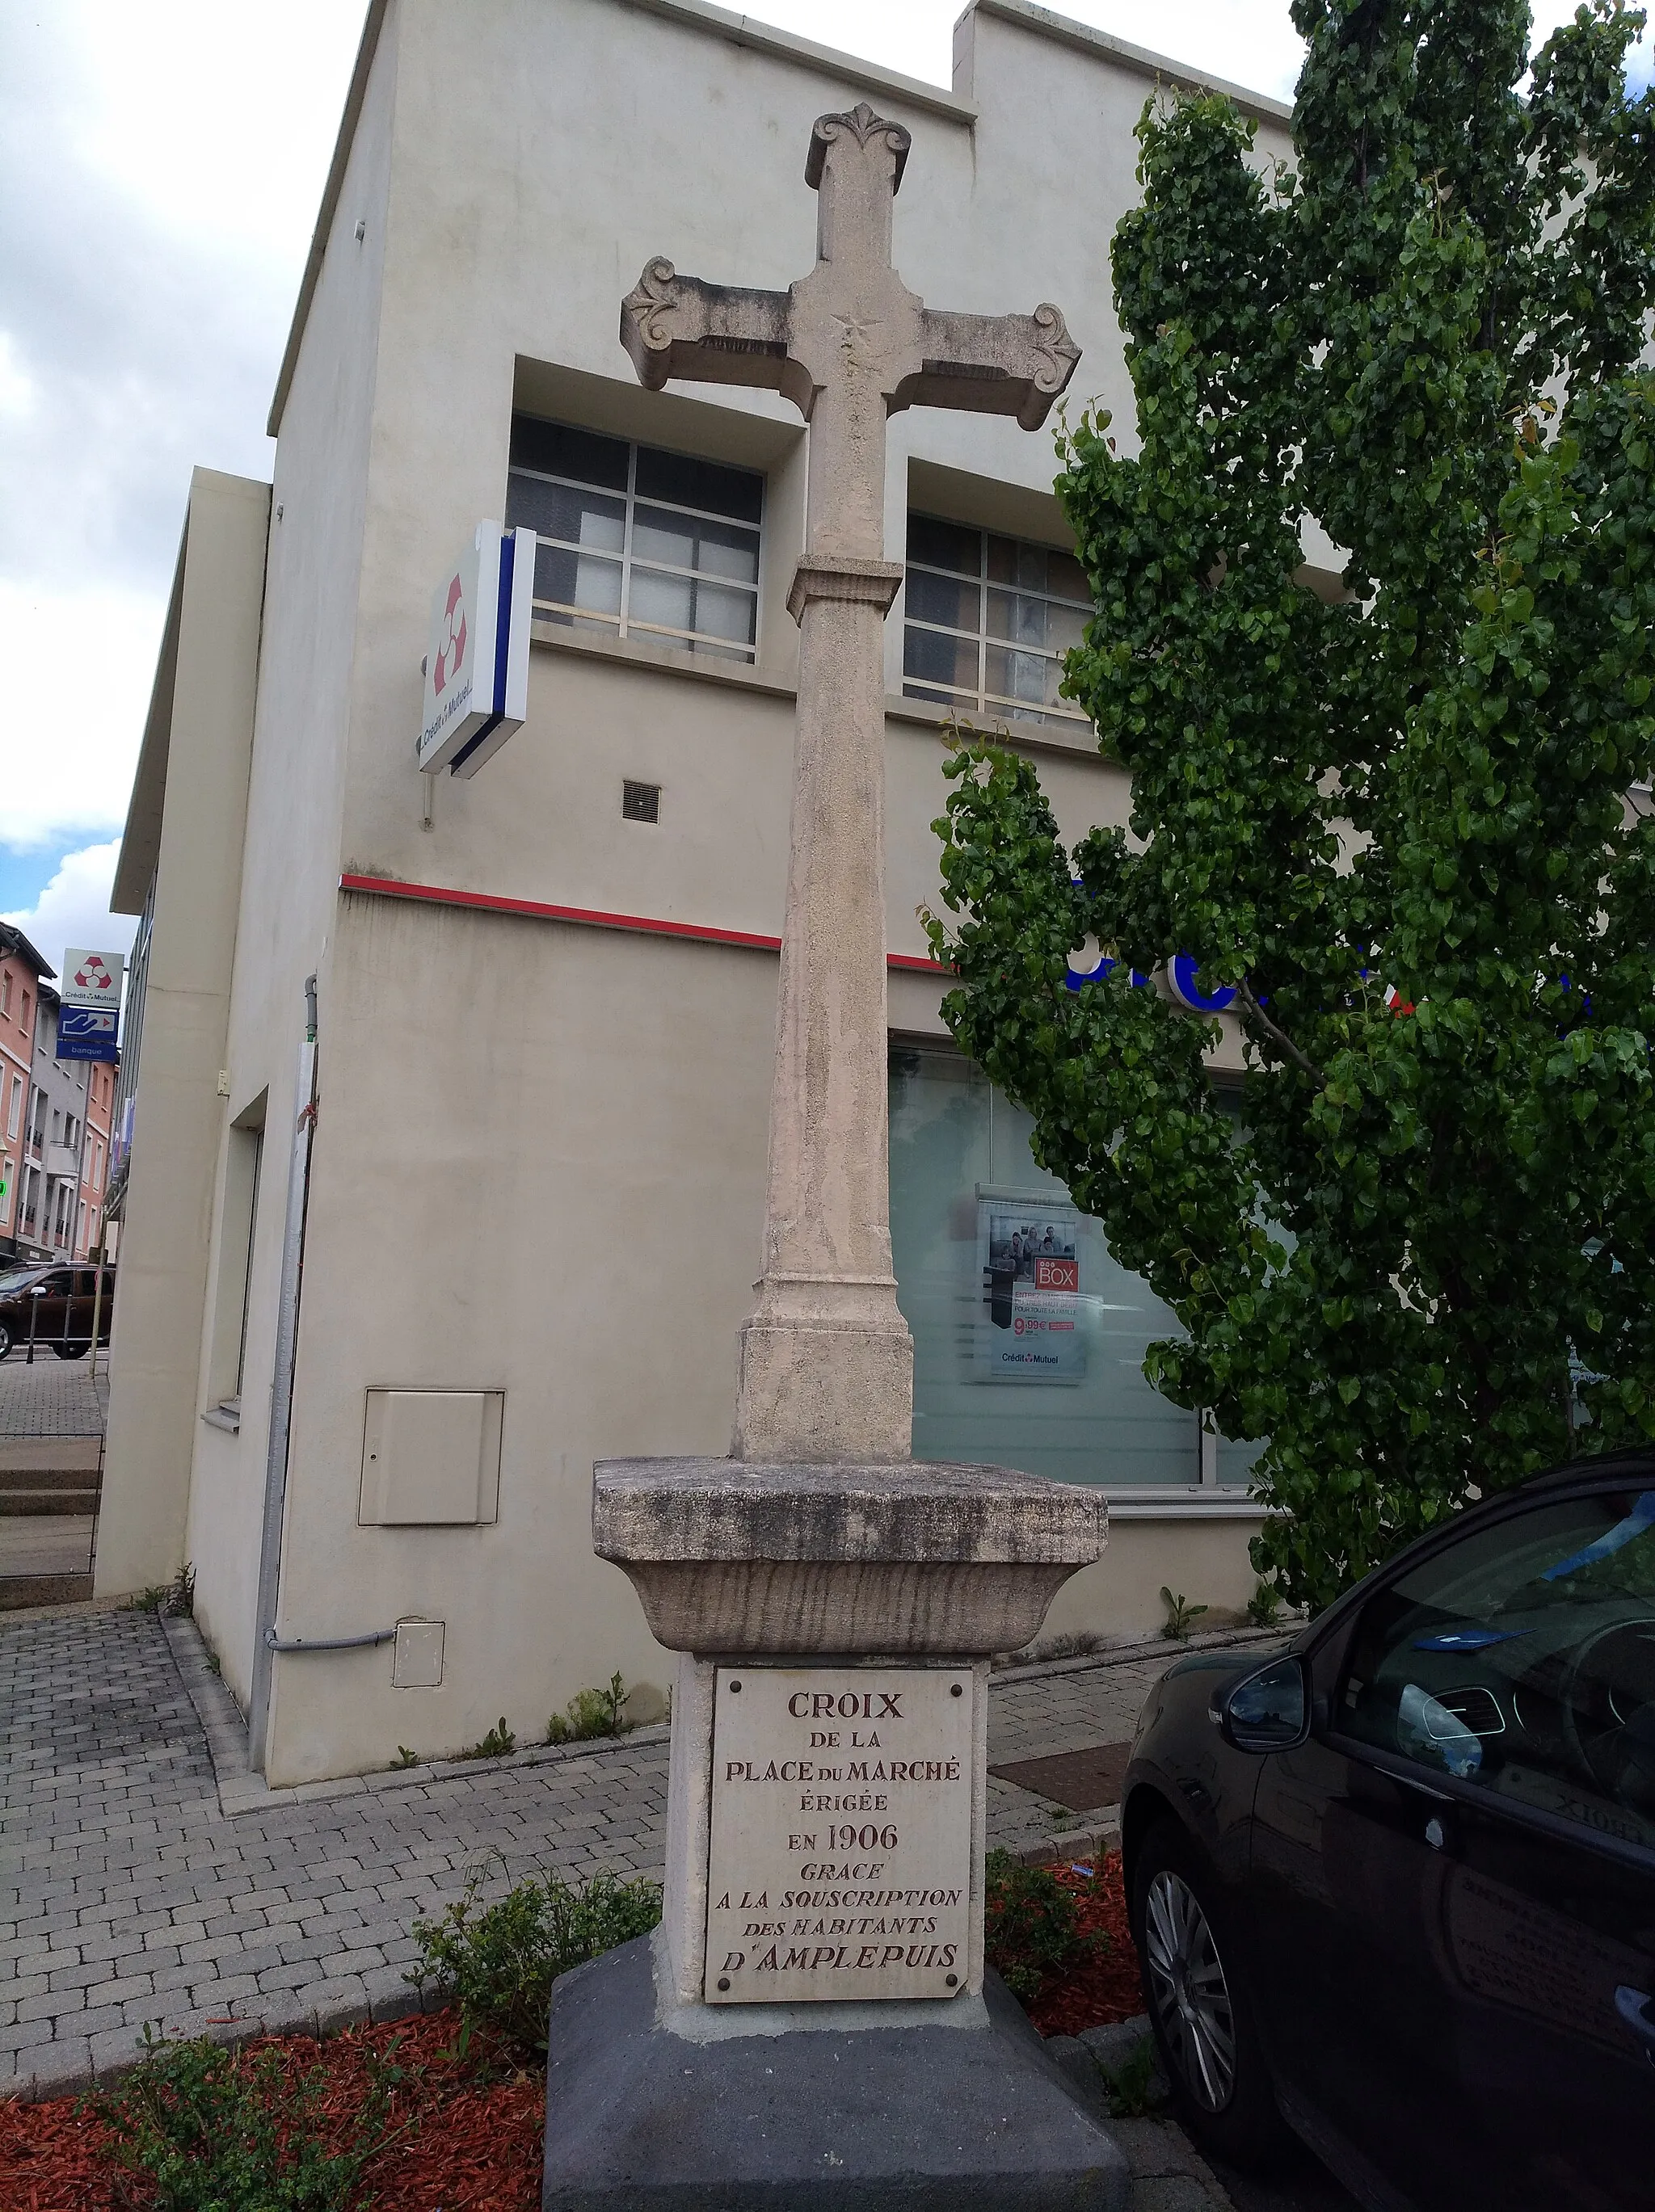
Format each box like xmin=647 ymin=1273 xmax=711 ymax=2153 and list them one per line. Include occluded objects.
xmin=1 ymin=1600 xmax=1272 ymax=2101
xmin=0 ymin=1353 xmax=107 ymax=1439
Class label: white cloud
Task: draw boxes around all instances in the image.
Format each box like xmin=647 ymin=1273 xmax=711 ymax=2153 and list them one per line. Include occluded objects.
xmin=0 ymin=582 xmax=166 ymax=851
xmin=2 ymin=841 xmax=135 ymax=981
xmin=0 ymin=334 xmax=34 ymax=423
xmin=61 ymin=3 xmax=364 ymax=262
xmin=1 ymin=0 xmax=1645 ymax=893
xmin=0 ymin=2 xmax=360 ymax=874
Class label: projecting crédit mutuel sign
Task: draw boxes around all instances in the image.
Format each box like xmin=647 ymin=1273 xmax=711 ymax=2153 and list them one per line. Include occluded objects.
xmin=57 ymin=948 xmax=124 ymax=1064
xmin=416 ymin=520 xmax=535 ymax=777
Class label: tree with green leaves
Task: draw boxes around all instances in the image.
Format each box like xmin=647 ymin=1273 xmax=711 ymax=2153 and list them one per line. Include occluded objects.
xmin=925 ymin=0 xmax=1655 ymax=1612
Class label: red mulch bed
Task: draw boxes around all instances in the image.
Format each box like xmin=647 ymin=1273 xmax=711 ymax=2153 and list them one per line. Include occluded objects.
xmin=1021 ymin=1852 xmax=1147 ymax=2038
xmin=0 ymin=2008 xmax=544 ymax=2212
xmin=2 ymin=1869 xmax=1143 ymax=2207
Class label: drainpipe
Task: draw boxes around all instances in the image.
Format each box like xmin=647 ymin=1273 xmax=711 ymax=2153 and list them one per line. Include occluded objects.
xmin=246 ymin=977 xmax=320 ymax=1768
xmin=263 ymin=1625 xmax=395 ymax=1653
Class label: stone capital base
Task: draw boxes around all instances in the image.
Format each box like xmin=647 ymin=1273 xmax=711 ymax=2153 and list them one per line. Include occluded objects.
xmin=593 ymin=1455 xmax=1109 ymax=1658
xmin=731 ymin=1313 xmax=913 ymax=1464
xmin=786 ymin=553 xmax=904 ymax=620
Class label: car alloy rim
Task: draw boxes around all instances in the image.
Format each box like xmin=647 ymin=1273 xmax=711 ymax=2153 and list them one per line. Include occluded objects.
xmin=1143 ymin=1869 xmax=1236 ymax=2112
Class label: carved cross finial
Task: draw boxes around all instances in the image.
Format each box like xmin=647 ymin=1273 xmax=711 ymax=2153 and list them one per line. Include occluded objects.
xmin=619 ymin=107 xmax=1080 ymax=518
xmin=615 ymin=115 xmax=1084 ymax=1462
xmin=805 ymin=103 xmax=911 ymax=266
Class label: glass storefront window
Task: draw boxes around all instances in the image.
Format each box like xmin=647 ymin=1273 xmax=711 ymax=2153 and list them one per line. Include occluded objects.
xmin=890 ymin=1044 xmax=1215 ymax=1487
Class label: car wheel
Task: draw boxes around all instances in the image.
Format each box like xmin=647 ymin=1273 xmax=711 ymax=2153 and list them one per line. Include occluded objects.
xmin=0 ymin=1320 xmax=11 ymax=1360
xmin=53 ymin=1341 xmax=91 ymax=1360
xmin=1132 ymin=1817 xmax=1285 ymax=2168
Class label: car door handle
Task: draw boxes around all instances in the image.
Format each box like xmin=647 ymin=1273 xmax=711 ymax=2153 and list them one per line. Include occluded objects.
xmin=1614 ymin=1986 xmax=1655 ymax=2052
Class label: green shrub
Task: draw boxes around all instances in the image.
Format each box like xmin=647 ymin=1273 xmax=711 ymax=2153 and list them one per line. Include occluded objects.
xmin=126 ymin=1563 xmax=195 ymax=1618
xmin=1101 ymin=2032 xmax=1162 ymax=2117
xmin=95 ymin=2026 xmax=396 ymax=2212
xmin=457 ymin=1717 xmax=516 ymax=1760
xmin=982 ymin=1851 xmax=1103 ymax=2004
xmin=409 ymin=1863 xmax=662 ymax=2054
xmin=1160 ymin=1588 xmax=1208 ymax=1642
xmin=546 ymin=1669 xmax=632 ymax=1744
xmin=1246 ymin=1579 xmax=1286 ymax=1629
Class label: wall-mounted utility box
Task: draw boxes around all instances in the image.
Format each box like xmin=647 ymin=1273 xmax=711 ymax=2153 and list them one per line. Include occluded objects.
xmin=392 ymin=1618 xmax=445 ymax=1688
xmin=359 ymin=1390 xmax=503 ymax=1525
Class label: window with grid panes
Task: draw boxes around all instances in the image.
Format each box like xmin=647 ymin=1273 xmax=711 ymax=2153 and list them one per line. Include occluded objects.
xmin=505 ymin=417 xmax=762 ymax=662
xmin=903 ymin=514 xmax=1092 ymax=730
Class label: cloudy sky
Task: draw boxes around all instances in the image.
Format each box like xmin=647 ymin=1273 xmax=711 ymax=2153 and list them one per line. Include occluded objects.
xmin=3 ymin=1 xmax=1647 ymax=984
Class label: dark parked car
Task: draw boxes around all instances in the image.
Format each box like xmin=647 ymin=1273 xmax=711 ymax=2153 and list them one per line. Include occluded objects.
xmin=0 ymin=1263 xmax=116 ymax=1360
xmin=1122 ymin=1452 xmax=1655 ymax=2212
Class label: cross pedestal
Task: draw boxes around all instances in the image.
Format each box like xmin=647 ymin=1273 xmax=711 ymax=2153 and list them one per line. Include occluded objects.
xmin=544 ymin=109 xmax=1125 ymax=2210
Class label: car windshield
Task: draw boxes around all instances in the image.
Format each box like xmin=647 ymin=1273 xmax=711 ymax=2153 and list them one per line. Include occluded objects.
xmin=0 ymin=1268 xmax=48 ymax=1295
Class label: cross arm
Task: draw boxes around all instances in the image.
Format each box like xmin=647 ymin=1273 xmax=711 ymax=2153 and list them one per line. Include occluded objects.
xmin=894 ymin=305 xmax=1081 ymax=431
xmin=621 ymin=259 xmax=811 ymax=411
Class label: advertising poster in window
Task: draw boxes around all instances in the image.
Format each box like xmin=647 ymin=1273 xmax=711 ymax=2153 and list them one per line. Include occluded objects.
xmin=974 ymin=1188 xmax=1085 ymax=1383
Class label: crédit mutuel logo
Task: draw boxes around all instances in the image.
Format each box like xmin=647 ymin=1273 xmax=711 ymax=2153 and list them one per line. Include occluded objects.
xmin=71 ymin=954 xmax=117 ymax=997
xmin=433 ymin=573 xmax=468 ymax=698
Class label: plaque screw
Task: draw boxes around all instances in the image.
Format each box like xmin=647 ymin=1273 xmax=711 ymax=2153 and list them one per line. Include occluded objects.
xmin=950 ymin=1684 xmax=962 ymax=1697
xmin=945 ymin=1973 xmax=958 ymax=1986
xmin=730 ymin=1680 xmax=742 ymax=1693
xmin=718 ymin=1977 xmax=731 ymax=1991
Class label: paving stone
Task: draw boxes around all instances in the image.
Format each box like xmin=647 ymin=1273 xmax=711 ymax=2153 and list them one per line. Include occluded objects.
xmin=1 ymin=1590 xmax=1260 ymax=2101
xmin=0 ymin=1354 xmax=107 ymax=1439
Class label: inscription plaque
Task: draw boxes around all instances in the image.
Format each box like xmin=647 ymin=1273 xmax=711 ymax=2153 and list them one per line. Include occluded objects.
xmin=704 ymin=1664 xmax=975 ymax=2004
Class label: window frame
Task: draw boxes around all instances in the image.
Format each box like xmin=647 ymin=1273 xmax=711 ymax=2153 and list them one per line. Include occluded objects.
xmin=902 ymin=513 xmax=1093 ymax=732
xmin=507 ymin=422 xmax=764 ymax=666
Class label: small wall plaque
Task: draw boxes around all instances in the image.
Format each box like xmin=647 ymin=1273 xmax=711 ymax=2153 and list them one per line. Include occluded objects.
xmin=704 ymin=1665 xmax=974 ymax=2004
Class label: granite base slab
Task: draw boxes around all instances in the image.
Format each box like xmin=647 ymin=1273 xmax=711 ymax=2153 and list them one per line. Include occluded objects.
xmin=541 ymin=1932 xmax=1131 ymax=2210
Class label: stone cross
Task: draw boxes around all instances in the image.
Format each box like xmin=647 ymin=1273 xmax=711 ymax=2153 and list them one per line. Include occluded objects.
xmin=621 ymin=103 xmax=1080 ymax=1466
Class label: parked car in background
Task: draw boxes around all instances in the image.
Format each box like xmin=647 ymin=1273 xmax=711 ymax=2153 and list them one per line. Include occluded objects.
xmin=1122 ymin=1452 xmax=1655 ymax=2212
xmin=0 ymin=1263 xmax=116 ymax=1360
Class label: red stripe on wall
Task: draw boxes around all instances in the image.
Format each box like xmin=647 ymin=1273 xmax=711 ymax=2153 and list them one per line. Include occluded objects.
xmin=338 ymin=875 xmax=953 ymax=974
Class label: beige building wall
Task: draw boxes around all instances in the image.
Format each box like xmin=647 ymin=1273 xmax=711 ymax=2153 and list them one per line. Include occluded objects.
xmin=109 ymin=0 xmax=1291 ymax=1780
xmin=263 ymin=898 xmax=777 ymax=1776
xmin=181 ymin=15 xmax=402 ymax=1703
xmin=97 ymin=469 xmax=271 ymax=1597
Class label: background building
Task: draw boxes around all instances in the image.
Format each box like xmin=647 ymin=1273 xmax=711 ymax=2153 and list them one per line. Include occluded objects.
xmin=97 ymin=0 xmax=1320 ymax=1785
xmin=18 ymin=989 xmax=115 ymax=1264
xmin=0 ymin=924 xmax=50 ymax=1261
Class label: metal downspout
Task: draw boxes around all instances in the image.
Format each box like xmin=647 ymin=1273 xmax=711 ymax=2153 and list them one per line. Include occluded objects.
xmin=246 ymin=976 xmax=319 ymax=1768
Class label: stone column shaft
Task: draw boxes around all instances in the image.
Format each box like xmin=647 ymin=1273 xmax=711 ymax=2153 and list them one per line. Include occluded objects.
xmin=731 ymin=554 xmax=912 ymax=1463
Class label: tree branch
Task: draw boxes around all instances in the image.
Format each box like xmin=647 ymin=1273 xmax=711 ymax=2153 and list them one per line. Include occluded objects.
xmin=1232 ymin=978 xmax=1326 ymax=1085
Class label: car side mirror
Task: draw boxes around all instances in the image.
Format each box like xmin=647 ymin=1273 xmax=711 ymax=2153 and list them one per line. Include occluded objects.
xmin=1215 ymin=1654 xmax=1309 ymax=1753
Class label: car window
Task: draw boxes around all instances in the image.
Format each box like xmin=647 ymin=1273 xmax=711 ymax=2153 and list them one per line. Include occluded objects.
xmin=0 ymin=1268 xmax=44 ymax=1295
xmin=1336 ymin=1486 xmax=1655 ymax=1852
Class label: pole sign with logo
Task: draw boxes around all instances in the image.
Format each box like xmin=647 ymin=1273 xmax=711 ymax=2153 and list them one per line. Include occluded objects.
xmin=57 ymin=950 xmax=124 ymax=1063
xmin=417 ymin=520 xmax=536 ymax=779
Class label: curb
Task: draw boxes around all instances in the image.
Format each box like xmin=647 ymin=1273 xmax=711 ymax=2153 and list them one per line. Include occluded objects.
xmin=991 ymin=1622 xmax=1281 ymax=1687
xmin=10 ymin=1974 xmax=442 ymax=2105
xmin=1013 ymin=1816 xmax=1121 ymax=1867
xmin=158 ymin=1611 xmax=673 ymax=1815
